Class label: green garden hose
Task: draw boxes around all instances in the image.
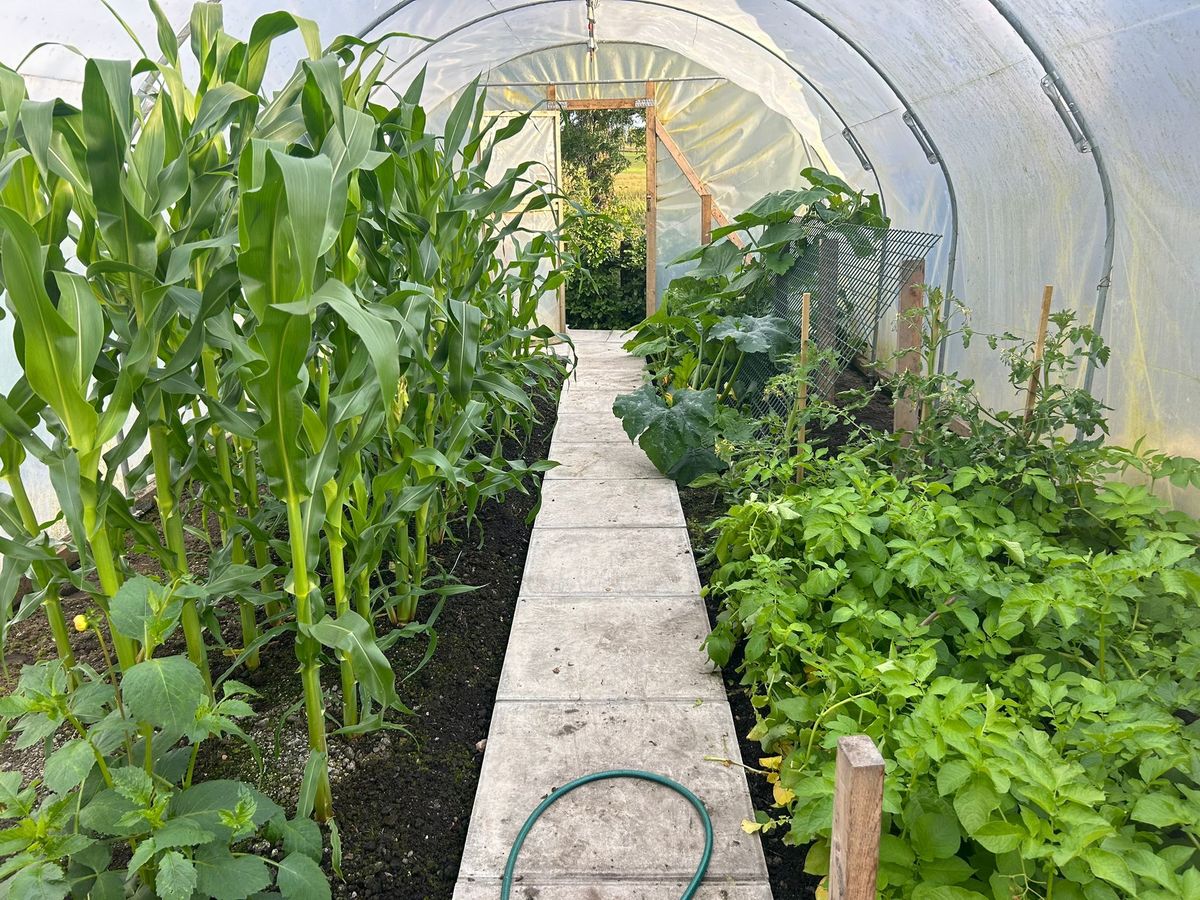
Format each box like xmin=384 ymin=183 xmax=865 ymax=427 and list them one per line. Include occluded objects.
xmin=502 ymin=769 xmax=714 ymax=899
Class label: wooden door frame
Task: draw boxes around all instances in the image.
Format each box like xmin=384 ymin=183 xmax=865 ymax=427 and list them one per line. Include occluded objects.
xmin=546 ymin=82 xmax=740 ymax=319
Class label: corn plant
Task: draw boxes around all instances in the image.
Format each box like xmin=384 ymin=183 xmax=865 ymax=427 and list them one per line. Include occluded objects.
xmin=0 ymin=7 xmax=567 ymax=886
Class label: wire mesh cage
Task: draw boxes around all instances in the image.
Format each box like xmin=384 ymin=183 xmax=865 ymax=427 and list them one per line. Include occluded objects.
xmin=739 ymin=224 xmax=942 ymax=419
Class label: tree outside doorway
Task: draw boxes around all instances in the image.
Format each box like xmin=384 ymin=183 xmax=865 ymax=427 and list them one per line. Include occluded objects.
xmin=560 ymin=109 xmax=647 ymax=330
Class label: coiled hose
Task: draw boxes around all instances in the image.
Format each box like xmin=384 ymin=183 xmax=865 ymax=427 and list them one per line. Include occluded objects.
xmin=502 ymin=769 xmax=714 ymax=899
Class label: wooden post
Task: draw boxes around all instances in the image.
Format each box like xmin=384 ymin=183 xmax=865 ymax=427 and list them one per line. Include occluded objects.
xmin=893 ymin=258 xmax=926 ymax=442
xmin=829 ymin=735 xmax=885 ymax=900
xmin=644 ymin=81 xmax=657 ymax=318
xmin=700 ymin=193 xmax=713 ymax=245
xmin=795 ymin=291 xmax=811 ymax=477
xmin=1023 ymin=284 xmax=1054 ymax=426
xmin=546 ymin=83 xmax=557 ymax=106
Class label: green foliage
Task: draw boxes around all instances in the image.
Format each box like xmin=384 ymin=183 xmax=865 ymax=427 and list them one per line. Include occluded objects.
xmin=560 ymin=110 xmax=641 ymax=205
xmin=0 ymin=2 xmax=569 ymax=895
xmin=700 ymin=303 xmax=1200 ymax=897
xmin=612 ymin=170 xmax=886 ymax=483
xmin=0 ymin=638 xmax=283 ymax=897
xmin=613 ymin=384 xmax=725 ymax=485
xmin=560 ymin=110 xmax=646 ymax=330
xmin=563 ymin=203 xmax=646 ymax=330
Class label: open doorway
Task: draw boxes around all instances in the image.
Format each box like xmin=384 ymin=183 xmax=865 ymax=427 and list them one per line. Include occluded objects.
xmin=560 ymin=108 xmax=647 ymax=331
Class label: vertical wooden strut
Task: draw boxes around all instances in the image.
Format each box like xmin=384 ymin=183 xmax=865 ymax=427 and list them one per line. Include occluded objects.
xmin=644 ymin=80 xmax=657 ymax=317
xmin=829 ymin=735 xmax=885 ymax=900
xmin=700 ymin=192 xmax=713 ymax=245
xmin=893 ymin=258 xmax=926 ymax=443
xmin=1024 ymin=284 xmax=1054 ymax=427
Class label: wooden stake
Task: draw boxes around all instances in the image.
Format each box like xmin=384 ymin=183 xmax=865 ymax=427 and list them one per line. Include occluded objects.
xmin=829 ymin=735 xmax=885 ymax=900
xmin=893 ymin=258 xmax=926 ymax=444
xmin=1023 ymin=284 xmax=1054 ymax=426
xmin=644 ymin=80 xmax=657 ymax=318
xmin=795 ymin=291 xmax=811 ymax=481
xmin=700 ymin=193 xmax=713 ymax=245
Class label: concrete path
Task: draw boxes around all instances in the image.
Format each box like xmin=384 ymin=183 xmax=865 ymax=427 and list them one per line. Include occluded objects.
xmin=453 ymin=331 xmax=771 ymax=899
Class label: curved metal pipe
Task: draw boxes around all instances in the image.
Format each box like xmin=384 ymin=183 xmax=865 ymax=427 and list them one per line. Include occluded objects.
xmin=360 ymin=0 xmax=893 ymax=215
xmin=470 ymin=38 xmax=833 ymax=172
xmin=985 ymin=0 xmax=1116 ymax=397
xmin=475 ymin=38 xmax=833 ymax=170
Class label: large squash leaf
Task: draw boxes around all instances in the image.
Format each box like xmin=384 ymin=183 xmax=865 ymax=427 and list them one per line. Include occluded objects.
xmin=613 ymin=385 xmax=725 ymax=486
xmin=708 ymin=314 xmax=793 ymax=356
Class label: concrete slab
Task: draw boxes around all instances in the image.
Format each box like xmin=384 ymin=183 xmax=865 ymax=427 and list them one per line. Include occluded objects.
xmin=562 ymin=375 xmax=645 ymax=396
xmin=556 ymin=388 xmax=626 ymax=414
xmin=568 ymin=364 xmax=645 ymax=384
xmin=566 ymin=329 xmax=614 ymax=342
xmin=521 ymin=527 xmax=700 ymax=596
xmin=456 ymin=701 xmax=765 ymax=882
xmin=538 ymin=479 xmax=684 ymax=528
xmin=454 ymin=337 xmax=770 ymax=900
xmin=498 ymin=595 xmax=722 ymax=701
xmin=570 ymin=350 xmax=644 ymax=365
xmin=569 ymin=350 xmax=638 ymax=365
xmin=571 ymin=347 xmax=642 ymax=360
xmin=553 ymin=411 xmax=633 ymax=444
xmin=455 ymin=879 xmax=772 ymax=899
xmin=544 ymin=440 xmax=661 ymax=480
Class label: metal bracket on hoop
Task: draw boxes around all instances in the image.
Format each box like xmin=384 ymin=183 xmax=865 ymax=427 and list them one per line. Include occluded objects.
xmin=1040 ymin=73 xmax=1091 ymax=153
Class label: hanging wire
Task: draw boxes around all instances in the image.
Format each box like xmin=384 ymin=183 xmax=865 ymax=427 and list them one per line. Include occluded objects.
xmin=586 ymin=0 xmax=598 ymax=58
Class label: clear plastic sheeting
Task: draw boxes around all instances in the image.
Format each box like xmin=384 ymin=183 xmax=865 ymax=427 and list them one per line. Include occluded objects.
xmin=1 ymin=0 xmax=1197 ymax=498
xmin=467 ymin=44 xmax=831 ymax=305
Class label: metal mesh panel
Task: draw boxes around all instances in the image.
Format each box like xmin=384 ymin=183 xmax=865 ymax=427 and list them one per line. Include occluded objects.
xmin=741 ymin=224 xmax=942 ymax=418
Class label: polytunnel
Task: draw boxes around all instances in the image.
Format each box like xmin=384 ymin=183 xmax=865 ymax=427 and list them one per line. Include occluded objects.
xmin=4 ymin=1 xmax=1199 ymax=507
xmin=3 ymin=5 xmax=1200 ymax=899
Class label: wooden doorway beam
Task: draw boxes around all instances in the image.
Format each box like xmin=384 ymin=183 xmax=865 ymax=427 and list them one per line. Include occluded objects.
xmin=561 ymin=96 xmax=653 ymax=110
xmin=654 ymin=121 xmax=744 ymax=249
xmin=545 ymin=84 xmax=655 ymax=112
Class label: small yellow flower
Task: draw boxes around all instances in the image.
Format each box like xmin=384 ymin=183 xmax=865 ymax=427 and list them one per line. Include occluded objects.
xmin=73 ymin=614 xmax=89 ymax=633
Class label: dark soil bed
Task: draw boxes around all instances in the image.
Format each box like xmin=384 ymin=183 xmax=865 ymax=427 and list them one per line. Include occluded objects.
xmin=680 ymin=363 xmax=890 ymax=900
xmin=229 ymin=380 xmax=562 ymax=899
xmin=0 ymin=378 xmax=562 ymax=900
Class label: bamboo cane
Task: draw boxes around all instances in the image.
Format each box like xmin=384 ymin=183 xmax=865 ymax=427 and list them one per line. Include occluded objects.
xmin=1024 ymin=284 xmax=1055 ymax=428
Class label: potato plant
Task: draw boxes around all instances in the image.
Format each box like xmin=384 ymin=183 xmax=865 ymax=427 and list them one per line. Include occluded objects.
xmin=0 ymin=3 xmax=566 ymax=896
xmin=690 ymin=285 xmax=1200 ymax=896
